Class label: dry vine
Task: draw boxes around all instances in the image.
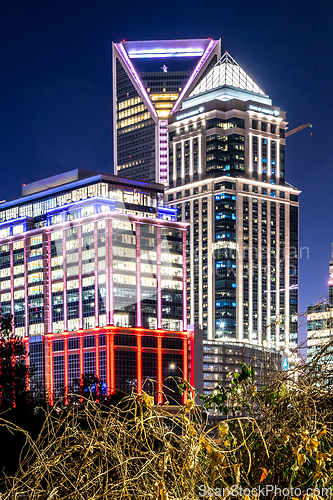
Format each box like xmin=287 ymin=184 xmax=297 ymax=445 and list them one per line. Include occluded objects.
xmin=1 ymin=339 xmax=333 ymax=499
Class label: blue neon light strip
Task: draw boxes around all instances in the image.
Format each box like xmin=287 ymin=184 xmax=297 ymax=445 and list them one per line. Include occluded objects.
xmin=157 ymin=206 xmax=177 ymax=221
xmin=46 ymin=196 xmax=117 ymax=216
xmin=0 ymin=216 xmax=29 ymax=230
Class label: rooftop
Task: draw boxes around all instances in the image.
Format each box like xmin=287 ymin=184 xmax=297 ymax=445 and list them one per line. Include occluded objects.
xmin=182 ymin=52 xmax=272 ymax=108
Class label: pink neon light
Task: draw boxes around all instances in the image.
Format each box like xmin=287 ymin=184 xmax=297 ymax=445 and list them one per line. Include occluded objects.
xmin=158 ymin=120 xmax=168 ymax=185
xmin=107 ymin=220 xmax=113 ymax=326
xmin=95 ymin=332 xmax=99 ymax=379
xmin=183 ymin=338 xmax=188 ymax=404
xmin=10 ymin=242 xmax=14 ymax=336
xmin=45 ymin=232 xmax=52 ymax=333
xmin=79 ymin=332 xmax=84 ymax=383
xmin=137 ymin=334 xmax=142 ymax=395
xmin=190 ymin=329 xmax=195 ymax=397
xmin=24 ymin=236 xmax=28 ymax=337
xmin=64 ymin=336 xmax=68 ymax=404
xmin=182 ymin=229 xmax=187 ymax=330
xmin=49 ymin=338 xmax=54 ymax=405
xmin=157 ymin=227 xmax=162 ymax=329
xmin=171 ymin=39 xmax=217 ymax=114
xmin=94 ymin=223 xmax=99 ymax=326
xmin=157 ymin=336 xmax=163 ymax=404
xmin=129 ymin=51 xmax=204 ymax=59
xmin=78 ymin=226 xmax=83 ymax=329
xmin=116 ymin=44 xmax=157 ymax=119
xmin=106 ymin=331 xmax=111 ymax=396
xmin=136 ymin=223 xmax=141 ymax=327
xmin=110 ymin=332 xmax=115 ymax=394
xmin=24 ymin=337 xmax=30 ymax=392
xmin=62 ymin=230 xmax=67 ymax=331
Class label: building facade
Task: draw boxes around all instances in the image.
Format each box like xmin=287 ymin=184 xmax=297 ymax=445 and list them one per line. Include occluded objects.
xmin=165 ymin=52 xmax=300 ymax=355
xmin=112 ymin=38 xmax=221 ymax=184
xmin=0 ymin=169 xmax=198 ymax=403
xmin=307 ymin=250 xmax=333 ymax=366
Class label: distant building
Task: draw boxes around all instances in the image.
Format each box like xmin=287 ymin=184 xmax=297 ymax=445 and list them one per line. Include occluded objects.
xmin=203 ymin=339 xmax=291 ymax=392
xmin=0 ymin=169 xmax=201 ymax=403
xmin=307 ymin=249 xmax=333 ymax=366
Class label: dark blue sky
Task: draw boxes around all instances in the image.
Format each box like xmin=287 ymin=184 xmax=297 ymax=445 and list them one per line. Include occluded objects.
xmin=0 ymin=0 xmax=332 ymax=344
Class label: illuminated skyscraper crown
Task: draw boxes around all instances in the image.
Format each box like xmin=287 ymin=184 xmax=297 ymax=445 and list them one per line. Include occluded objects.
xmin=189 ymin=51 xmax=266 ymax=98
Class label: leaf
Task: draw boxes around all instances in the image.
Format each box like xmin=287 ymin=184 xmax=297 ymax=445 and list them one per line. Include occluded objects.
xmin=259 ymin=467 xmax=268 ymax=483
xmin=178 ymin=383 xmax=185 ymax=396
xmin=297 ymin=453 xmax=307 ymax=467
xmin=218 ymin=421 xmax=229 ymax=437
xmin=184 ymin=398 xmax=195 ymax=413
xmin=201 ymin=436 xmax=212 ymax=453
xmin=306 ymin=437 xmax=319 ymax=456
xmin=233 ymin=464 xmax=241 ymax=485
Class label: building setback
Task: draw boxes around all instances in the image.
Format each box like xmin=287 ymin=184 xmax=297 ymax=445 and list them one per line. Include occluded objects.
xmin=0 ymin=169 xmax=200 ymax=403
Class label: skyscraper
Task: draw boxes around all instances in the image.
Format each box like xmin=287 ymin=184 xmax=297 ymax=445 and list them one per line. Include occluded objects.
xmin=112 ymin=38 xmax=221 ymax=183
xmin=165 ymin=52 xmax=299 ymax=354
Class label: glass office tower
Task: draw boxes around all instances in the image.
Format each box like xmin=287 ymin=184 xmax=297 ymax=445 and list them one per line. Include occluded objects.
xmin=0 ymin=169 xmax=199 ymax=403
xmin=112 ymin=38 xmax=221 ymax=184
xmin=164 ymin=52 xmax=299 ymax=380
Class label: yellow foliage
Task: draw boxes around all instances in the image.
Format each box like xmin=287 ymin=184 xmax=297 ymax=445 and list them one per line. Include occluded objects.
xmin=305 ymin=437 xmax=320 ymax=455
xmin=233 ymin=463 xmax=241 ymax=484
xmin=249 ymin=385 xmax=257 ymax=398
xmin=153 ymin=481 xmax=168 ymax=500
xmin=200 ymin=436 xmax=212 ymax=453
xmin=187 ymin=424 xmax=196 ymax=438
xmin=297 ymin=453 xmax=307 ymax=467
xmin=218 ymin=421 xmax=229 ymax=438
xmin=141 ymin=392 xmax=154 ymax=408
xmin=301 ymin=430 xmax=310 ymax=441
xmin=316 ymin=426 xmax=327 ymax=438
xmin=184 ymin=398 xmax=195 ymax=414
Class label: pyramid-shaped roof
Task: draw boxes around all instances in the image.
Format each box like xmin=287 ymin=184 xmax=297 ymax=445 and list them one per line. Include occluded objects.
xmin=190 ymin=52 xmax=265 ymax=98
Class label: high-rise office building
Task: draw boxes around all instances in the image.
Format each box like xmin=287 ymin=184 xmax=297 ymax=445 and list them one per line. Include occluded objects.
xmin=162 ymin=51 xmax=300 ymax=393
xmin=112 ymin=38 xmax=221 ymax=183
xmin=165 ymin=52 xmax=299 ymax=353
xmin=0 ymin=169 xmax=201 ymax=403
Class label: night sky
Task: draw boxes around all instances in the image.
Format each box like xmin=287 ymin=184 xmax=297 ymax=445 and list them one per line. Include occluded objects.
xmin=0 ymin=0 xmax=332 ymax=345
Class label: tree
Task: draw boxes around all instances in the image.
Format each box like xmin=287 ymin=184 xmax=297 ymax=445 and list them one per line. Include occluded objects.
xmin=0 ymin=313 xmax=30 ymax=409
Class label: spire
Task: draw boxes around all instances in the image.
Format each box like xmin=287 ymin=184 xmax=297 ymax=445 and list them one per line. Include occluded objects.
xmin=190 ymin=51 xmax=265 ymax=98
